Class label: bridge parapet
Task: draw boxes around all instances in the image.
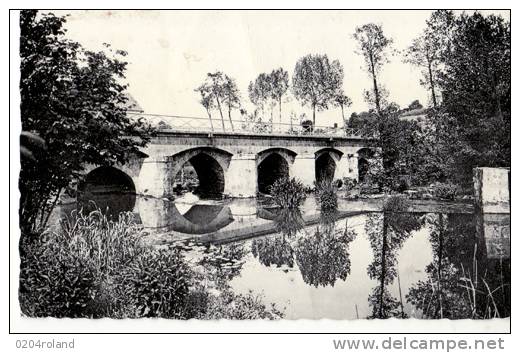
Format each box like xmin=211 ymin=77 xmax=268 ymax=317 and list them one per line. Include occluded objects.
xmin=129 ymin=112 xmax=366 ymax=139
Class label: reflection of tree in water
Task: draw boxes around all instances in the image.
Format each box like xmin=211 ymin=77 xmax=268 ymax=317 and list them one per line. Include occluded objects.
xmin=274 ymin=208 xmax=305 ymax=238
xmin=252 ymin=236 xmax=295 ymax=268
xmin=251 ymin=208 xmax=304 ymax=268
xmin=294 ymin=209 xmax=357 ymax=288
xmin=406 ymin=213 xmax=510 ymax=319
xmin=366 ymin=210 xmax=422 ymax=319
xmin=198 ymin=242 xmax=247 ymax=290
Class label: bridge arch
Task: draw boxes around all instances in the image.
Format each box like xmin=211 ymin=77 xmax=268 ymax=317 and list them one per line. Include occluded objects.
xmin=136 ymin=197 xmax=234 ymax=234
xmin=256 ymin=148 xmax=297 ymax=194
xmin=315 ymin=148 xmax=343 ymax=185
xmin=356 ymin=147 xmax=376 ymax=183
xmin=170 ymin=147 xmax=233 ymax=198
xmin=78 ymin=166 xmax=137 ymax=216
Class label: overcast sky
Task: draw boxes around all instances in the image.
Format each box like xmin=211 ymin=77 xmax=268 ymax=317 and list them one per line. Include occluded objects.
xmin=52 ymin=10 xmax=510 ymax=127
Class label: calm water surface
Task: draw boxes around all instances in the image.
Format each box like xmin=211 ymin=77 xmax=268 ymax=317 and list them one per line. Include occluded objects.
xmin=56 ymin=191 xmax=510 ymax=320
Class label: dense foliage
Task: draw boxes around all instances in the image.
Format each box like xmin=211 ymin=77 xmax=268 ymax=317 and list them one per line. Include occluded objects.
xmin=434 ymin=12 xmax=511 ymax=186
xmin=19 ymin=10 xmax=153 ymax=233
xmin=269 ymin=177 xmax=307 ymax=208
xmin=315 ymin=180 xmax=338 ymax=210
xmin=354 ymin=11 xmax=510 ymax=191
xmin=19 ymin=211 xmax=284 ymax=319
xmin=292 ymin=54 xmax=344 ymax=126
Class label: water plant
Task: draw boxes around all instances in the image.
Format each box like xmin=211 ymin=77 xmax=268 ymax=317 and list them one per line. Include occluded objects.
xmin=315 ymin=180 xmax=338 ymax=210
xmin=269 ymin=177 xmax=307 ymax=208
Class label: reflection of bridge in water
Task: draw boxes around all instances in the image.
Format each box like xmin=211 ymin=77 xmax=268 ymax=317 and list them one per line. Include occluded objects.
xmin=137 ymin=199 xmax=235 ymax=234
xmin=71 ymin=186 xmax=509 ymax=261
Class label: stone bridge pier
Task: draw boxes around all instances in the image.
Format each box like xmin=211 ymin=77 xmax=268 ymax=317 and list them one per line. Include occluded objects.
xmin=81 ymin=131 xmax=374 ymax=199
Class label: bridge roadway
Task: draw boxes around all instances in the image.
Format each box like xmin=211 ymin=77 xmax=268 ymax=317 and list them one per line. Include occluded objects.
xmin=82 ymin=130 xmax=374 ymax=198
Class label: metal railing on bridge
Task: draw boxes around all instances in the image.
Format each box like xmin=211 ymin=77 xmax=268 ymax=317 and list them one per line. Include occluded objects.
xmin=128 ymin=112 xmax=365 ymax=138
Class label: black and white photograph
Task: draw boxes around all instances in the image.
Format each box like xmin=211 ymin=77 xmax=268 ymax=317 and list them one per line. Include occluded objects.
xmin=9 ymin=7 xmax=511 ymax=337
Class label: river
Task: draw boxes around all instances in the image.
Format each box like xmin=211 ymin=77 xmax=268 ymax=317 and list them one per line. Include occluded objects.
xmin=53 ymin=190 xmax=510 ymax=320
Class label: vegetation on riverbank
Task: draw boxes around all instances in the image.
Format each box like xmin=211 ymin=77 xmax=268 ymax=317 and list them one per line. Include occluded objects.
xmin=19 ymin=210 xmax=284 ymax=319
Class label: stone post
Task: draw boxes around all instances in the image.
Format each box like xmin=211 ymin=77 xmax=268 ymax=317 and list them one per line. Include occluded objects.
xmin=474 ymin=167 xmax=510 ymax=259
xmin=473 ymin=167 xmax=510 ymax=213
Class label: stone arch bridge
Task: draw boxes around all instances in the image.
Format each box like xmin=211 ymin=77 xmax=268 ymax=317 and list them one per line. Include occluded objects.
xmin=82 ymin=131 xmax=374 ymax=198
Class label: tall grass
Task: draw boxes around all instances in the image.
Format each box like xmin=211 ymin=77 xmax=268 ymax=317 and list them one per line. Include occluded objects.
xmin=19 ymin=209 xmax=191 ymax=318
xmin=458 ymin=244 xmax=509 ymax=319
xmin=19 ymin=209 xmax=285 ymax=319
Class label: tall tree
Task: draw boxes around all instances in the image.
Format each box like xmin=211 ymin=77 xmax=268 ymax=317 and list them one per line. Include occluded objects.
xmin=435 ymin=11 xmax=510 ymax=185
xmin=248 ymin=73 xmax=272 ymax=123
xmin=333 ymin=92 xmax=352 ymax=128
xmin=269 ymin=68 xmax=289 ymax=129
xmin=206 ymin=71 xmax=228 ymax=132
xmin=19 ymin=10 xmax=152 ymax=233
xmin=403 ymin=11 xmax=456 ymax=107
xmin=222 ymin=74 xmax=241 ymax=131
xmin=292 ymin=54 xmax=344 ymax=126
xmin=353 ymin=24 xmax=393 ymax=115
xmin=194 ymin=83 xmax=215 ymax=131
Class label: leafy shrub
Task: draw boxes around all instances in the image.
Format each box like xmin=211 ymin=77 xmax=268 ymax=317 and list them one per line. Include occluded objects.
xmin=19 ymin=210 xmax=192 ymax=318
xmin=19 ymin=210 xmax=145 ymax=318
xmin=342 ymin=177 xmax=357 ymax=190
xmin=19 ymin=235 xmax=99 ymax=318
xmin=383 ymin=195 xmax=409 ymax=212
xmin=118 ymin=248 xmax=191 ymax=318
xmin=391 ymin=176 xmax=409 ymax=193
xmin=269 ymin=177 xmax=307 ymax=208
xmin=315 ymin=180 xmax=338 ymax=210
xmin=431 ymin=182 xmax=459 ymax=200
xmin=196 ymin=289 xmax=284 ymax=320
xmin=341 ymin=177 xmax=358 ymax=197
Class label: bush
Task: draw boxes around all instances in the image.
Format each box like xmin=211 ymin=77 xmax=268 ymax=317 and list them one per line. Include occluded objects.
xmin=118 ymin=248 xmax=192 ymax=318
xmin=19 ymin=210 xmax=192 ymax=318
xmin=196 ymin=289 xmax=284 ymax=320
xmin=19 ymin=235 xmax=100 ymax=318
xmin=269 ymin=177 xmax=307 ymax=208
xmin=341 ymin=177 xmax=358 ymax=197
xmin=383 ymin=195 xmax=409 ymax=212
xmin=342 ymin=177 xmax=357 ymax=190
xmin=431 ymin=182 xmax=459 ymax=200
xmin=391 ymin=176 xmax=409 ymax=193
xmin=315 ymin=180 xmax=338 ymax=210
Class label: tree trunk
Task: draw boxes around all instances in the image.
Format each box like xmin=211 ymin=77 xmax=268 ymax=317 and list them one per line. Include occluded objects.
xmin=312 ymin=103 xmax=316 ymax=128
xmin=369 ymin=54 xmax=382 ymax=115
xmin=205 ymin=108 xmax=214 ymax=132
xmin=437 ymin=213 xmax=444 ymax=318
xmin=379 ymin=215 xmax=389 ymax=318
xmin=279 ymin=96 xmax=282 ymax=133
xmin=428 ymin=60 xmax=438 ymax=108
xmin=270 ymin=103 xmax=273 ymax=133
xmin=340 ymin=104 xmax=345 ymax=128
xmin=215 ymin=97 xmax=226 ymax=132
xmin=227 ymin=104 xmax=235 ymax=131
